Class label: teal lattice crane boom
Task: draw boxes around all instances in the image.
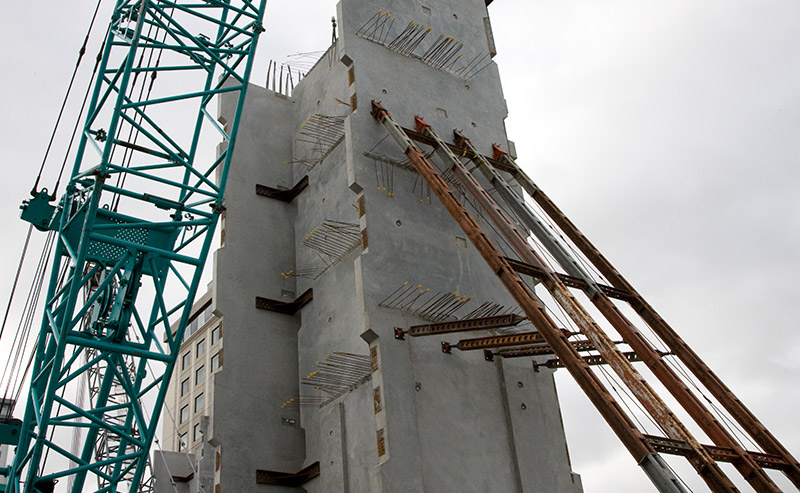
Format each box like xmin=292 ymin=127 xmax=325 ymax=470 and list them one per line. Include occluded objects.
xmin=6 ymin=0 xmax=266 ymax=491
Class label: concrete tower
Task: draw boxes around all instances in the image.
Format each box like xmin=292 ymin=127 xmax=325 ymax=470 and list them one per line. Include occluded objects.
xmin=156 ymin=1 xmax=582 ymax=491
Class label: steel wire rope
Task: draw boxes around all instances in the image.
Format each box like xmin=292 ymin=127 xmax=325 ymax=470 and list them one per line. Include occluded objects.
xmin=6 ymin=243 xmax=64 ymax=478
xmin=32 ymin=0 xmax=106 ymax=195
xmin=524 ymin=192 xmax=610 ymax=286
xmin=595 ymin=362 xmax=659 ymax=435
xmin=8 ymin=236 xmax=60 ymax=404
xmin=0 ymin=225 xmax=33 ymax=343
xmin=53 ymin=26 xmax=111 ymax=195
xmin=452 ymin=178 xmax=521 ymax=260
xmin=544 ymin=294 xmax=675 ymax=464
xmin=601 ymin=360 xmax=666 ymax=436
xmin=0 ymin=231 xmax=55 ymax=402
xmin=536 ymin=197 xmax=608 ymax=285
xmin=110 ymin=6 xmax=172 ymax=212
xmin=662 ymin=354 xmax=761 ymax=452
xmin=498 ymin=192 xmax=565 ymax=276
xmin=0 ymin=0 xmax=105 ymax=409
xmin=539 ymin=279 xmax=667 ymax=436
xmin=617 ymin=272 xmax=765 ymax=452
xmin=1 ymin=25 xmax=110 ymax=409
xmin=629 ymin=306 xmax=762 ymax=451
xmin=6 ymin=235 xmax=60 ymax=449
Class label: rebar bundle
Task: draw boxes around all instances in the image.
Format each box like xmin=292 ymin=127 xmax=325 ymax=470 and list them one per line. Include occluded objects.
xmin=280 ymin=268 xmax=327 ymax=280
xmin=301 ymin=220 xmax=361 ymax=265
xmin=462 ymin=301 xmax=506 ymax=319
xmin=379 ymin=281 xmax=479 ymax=322
xmin=296 ymin=114 xmax=346 ymax=168
xmin=354 ymin=9 xmax=491 ymax=79
xmin=354 ymin=9 xmax=395 ymax=44
xmin=297 ymin=352 xmax=372 ymax=404
xmin=280 ymin=396 xmax=328 ymax=409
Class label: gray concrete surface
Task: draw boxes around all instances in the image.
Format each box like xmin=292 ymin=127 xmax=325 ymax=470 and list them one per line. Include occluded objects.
xmin=156 ymin=1 xmax=583 ymax=491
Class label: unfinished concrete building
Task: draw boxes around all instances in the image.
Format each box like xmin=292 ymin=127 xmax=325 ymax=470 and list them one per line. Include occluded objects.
xmin=156 ymin=0 xmax=583 ymax=491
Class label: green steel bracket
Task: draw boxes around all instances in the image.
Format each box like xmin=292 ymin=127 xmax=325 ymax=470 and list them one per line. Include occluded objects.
xmin=0 ymin=419 xmax=21 ymax=445
xmin=20 ymin=190 xmax=59 ymax=231
xmin=9 ymin=0 xmax=268 ymax=491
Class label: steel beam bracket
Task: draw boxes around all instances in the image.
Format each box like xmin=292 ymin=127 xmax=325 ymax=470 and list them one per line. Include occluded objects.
xmin=394 ymin=327 xmax=406 ymax=340
xmin=256 ymin=461 xmax=320 ymax=486
xmin=255 ymin=288 xmax=313 ymax=315
xmin=452 ymin=129 xmax=471 ymax=150
xmin=414 ymin=116 xmax=432 ymax=134
xmin=370 ymin=100 xmax=390 ymax=122
xmin=484 ymin=350 xmax=495 ymax=362
xmin=491 ymin=143 xmax=508 ymax=161
xmin=441 ymin=341 xmax=452 ymax=354
xmin=0 ymin=418 xmax=21 ymax=446
xmin=256 ymin=175 xmax=309 ymax=203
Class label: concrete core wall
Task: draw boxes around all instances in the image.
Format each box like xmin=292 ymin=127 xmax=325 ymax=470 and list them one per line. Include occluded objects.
xmin=157 ymin=1 xmax=582 ymax=492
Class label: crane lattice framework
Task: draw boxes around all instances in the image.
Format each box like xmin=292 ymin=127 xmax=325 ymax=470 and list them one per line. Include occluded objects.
xmin=5 ymin=0 xmax=266 ymax=491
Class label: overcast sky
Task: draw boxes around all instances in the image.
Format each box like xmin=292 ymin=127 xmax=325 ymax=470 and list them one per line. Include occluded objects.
xmin=1 ymin=1 xmax=798 ymax=491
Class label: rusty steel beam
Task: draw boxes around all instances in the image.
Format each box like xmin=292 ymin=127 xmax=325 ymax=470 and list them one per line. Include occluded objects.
xmin=256 ymin=175 xmax=309 ymax=203
xmin=421 ymin=122 xmax=740 ymax=492
xmin=256 ymin=461 xmax=320 ymax=486
xmin=452 ymin=331 xmax=555 ymax=351
xmin=371 ymin=101 xmax=690 ymax=493
xmin=644 ymin=435 xmax=792 ymax=472
xmin=504 ymin=257 xmax=634 ymax=302
xmin=492 ymin=145 xmax=797 ymax=491
xmin=255 ymin=288 xmax=313 ymax=315
xmin=538 ymin=350 xmax=644 ymax=370
xmin=490 ymin=340 xmax=599 ymax=359
xmin=395 ymin=313 xmax=524 ymax=340
xmin=399 ymin=126 xmax=516 ymax=174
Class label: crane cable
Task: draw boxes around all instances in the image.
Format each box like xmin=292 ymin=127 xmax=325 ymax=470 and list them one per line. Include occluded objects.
xmin=0 ymin=225 xmax=32 ymax=343
xmin=53 ymin=27 xmax=110 ymax=196
xmin=31 ymin=0 xmax=105 ymax=196
xmin=0 ymin=231 xmax=56 ymax=405
xmin=0 ymin=0 xmax=107 ymax=406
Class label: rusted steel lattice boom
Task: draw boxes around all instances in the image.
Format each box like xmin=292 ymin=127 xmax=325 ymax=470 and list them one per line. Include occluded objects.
xmin=371 ymin=101 xmax=691 ymax=493
xmin=371 ymin=99 xmax=799 ymax=492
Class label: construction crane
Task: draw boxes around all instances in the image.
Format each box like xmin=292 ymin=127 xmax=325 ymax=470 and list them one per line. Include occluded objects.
xmin=0 ymin=0 xmax=266 ymax=491
xmin=1 ymin=1 xmax=797 ymax=492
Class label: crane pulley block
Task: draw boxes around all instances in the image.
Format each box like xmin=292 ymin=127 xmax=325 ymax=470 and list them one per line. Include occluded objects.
xmin=0 ymin=418 xmax=21 ymax=446
xmin=19 ymin=190 xmax=58 ymax=232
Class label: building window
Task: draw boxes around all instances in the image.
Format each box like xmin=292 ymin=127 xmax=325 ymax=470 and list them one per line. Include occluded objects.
xmin=180 ymin=405 xmax=189 ymax=424
xmin=178 ymin=433 xmax=187 ymax=451
xmin=194 ymin=393 xmax=204 ymax=412
xmin=180 ymin=378 xmax=190 ymax=397
xmin=211 ymin=325 xmax=221 ymax=345
xmin=196 ymin=339 xmax=206 ymax=358
xmin=193 ymin=423 xmax=203 ymax=442
xmin=195 ymin=366 xmax=205 ymax=385
xmin=211 ymin=351 xmax=222 ymax=372
xmin=189 ymin=303 xmax=213 ymax=336
xmin=181 ymin=351 xmax=191 ymax=370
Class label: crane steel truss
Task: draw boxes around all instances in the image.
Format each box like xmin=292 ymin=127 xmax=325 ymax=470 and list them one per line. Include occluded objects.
xmin=10 ymin=0 xmax=266 ymax=491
